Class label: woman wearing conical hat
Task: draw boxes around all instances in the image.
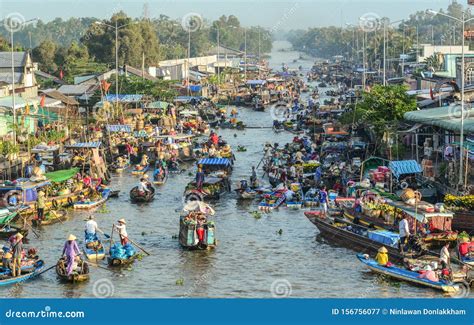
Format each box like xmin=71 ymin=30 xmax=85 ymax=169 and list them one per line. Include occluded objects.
xmin=375 ymin=246 xmax=389 ymax=266
xmin=62 ymin=234 xmax=82 ymax=276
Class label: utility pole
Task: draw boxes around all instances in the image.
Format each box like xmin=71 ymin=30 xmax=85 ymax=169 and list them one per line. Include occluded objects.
xmin=244 ymin=27 xmax=247 ymax=81
xmin=10 ymin=27 xmax=16 ymax=145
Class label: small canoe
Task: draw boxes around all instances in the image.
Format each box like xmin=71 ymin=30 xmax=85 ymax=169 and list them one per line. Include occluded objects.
xmin=73 ymin=189 xmax=111 ymax=209
xmin=0 ymin=260 xmax=45 ymax=287
xmin=153 ymin=171 xmax=168 ymax=185
xmin=32 ymin=209 xmax=68 ymax=226
xmin=130 ymin=185 xmax=155 ymax=203
xmin=0 ymin=225 xmax=28 ymax=240
xmin=107 ymin=254 xmax=138 ymax=266
xmin=357 ymin=254 xmax=461 ymax=293
xmin=56 ymin=257 xmax=90 ymax=282
xmin=114 ymin=162 xmax=130 ymax=173
xmin=131 ymin=164 xmax=149 ymax=175
xmin=84 ymin=238 xmax=106 ymax=261
xmin=235 ymin=189 xmax=257 ymax=200
xmin=258 ymin=191 xmax=286 ymax=212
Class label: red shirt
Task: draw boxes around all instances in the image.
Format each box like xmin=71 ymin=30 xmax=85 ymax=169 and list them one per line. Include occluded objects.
xmin=459 ymin=242 xmax=470 ymax=256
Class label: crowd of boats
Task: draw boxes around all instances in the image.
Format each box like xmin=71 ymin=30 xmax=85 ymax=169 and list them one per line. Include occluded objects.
xmin=0 ymin=58 xmax=472 ymax=297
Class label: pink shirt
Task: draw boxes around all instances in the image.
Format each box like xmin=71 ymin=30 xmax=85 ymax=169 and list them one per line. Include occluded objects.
xmin=419 ymin=270 xmax=439 ymax=282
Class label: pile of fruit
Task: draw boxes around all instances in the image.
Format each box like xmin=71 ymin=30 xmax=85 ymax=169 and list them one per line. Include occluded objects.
xmin=444 ymin=194 xmax=474 ymax=211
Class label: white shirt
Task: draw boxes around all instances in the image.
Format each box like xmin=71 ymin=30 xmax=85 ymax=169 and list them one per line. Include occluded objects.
xmin=115 ymin=224 xmax=128 ymax=238
xmin=399 ymin=219 xmax=410 ymax=237
xmin=440 ymin=246 xmax=450 ymax=264
xmin=85 ymin=220 xmax=98 ymax=234
xmin=138 ymin=181 xmax=149 ymax=192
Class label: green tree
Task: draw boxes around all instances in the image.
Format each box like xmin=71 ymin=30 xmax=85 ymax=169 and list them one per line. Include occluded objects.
xmin=32 ymin=39 xmax=58 ymax=72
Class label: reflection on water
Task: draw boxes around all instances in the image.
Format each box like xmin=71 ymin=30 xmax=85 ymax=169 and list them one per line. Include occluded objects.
xmin=1 ymin=41 xmax=468 ymax=299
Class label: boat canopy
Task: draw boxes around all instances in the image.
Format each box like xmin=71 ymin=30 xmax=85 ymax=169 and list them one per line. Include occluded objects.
xmin=106 ymin=125 xmax=132 ymax=133
xmin=0 ymin=210 xmax=17 ymax=225
xmin=246 ymin=80 xmax=266 ymax=86
xmin=45 ymin=168 xmax=80 ymax=183
xmin=388 ymin=201 xmax=454 ymax=223
xmin=147 ymin=101 xmax=170 ymax=109
xmin=65 ymin=142 xmax=102 ymax=149
xmin=198 ymin=158 xmax=231 ymax=166
xmin=388 ymin=160 xmax=422 ymax=179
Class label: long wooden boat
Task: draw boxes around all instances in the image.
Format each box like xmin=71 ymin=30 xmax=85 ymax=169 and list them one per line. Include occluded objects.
xmin=130 ymin=185 xmax=155 ymax=203
xmin=0 ymin=260 xmax=45 ymax=286
xmin=452 ymin=211 xmax=474 ymax=234
xmin=286 ymin=184 xmax=304 ymax=209
xmin=56 ymin=257 xmax=90 ymax=282
xmin=235 ymin=188 xmax=257 ymax=200
xmin=153 ymin=170 xmax=168 ymax=185
xmin=357 ymin=254 xmax=461 ymax=293
xmin=73 ymin=188 xmax=111 ymax=210
xmin=32 ymin=209 xmax=68 ymax=226
xmin=179 ymin=215 xmax=216 ymax=250
xmin=304 ymin=211 xmax=427 ymax=263
xmin=131 ymin=164 xmax=149 ymax=176
xmin=0 ymin=225 xmax=28 ymax=240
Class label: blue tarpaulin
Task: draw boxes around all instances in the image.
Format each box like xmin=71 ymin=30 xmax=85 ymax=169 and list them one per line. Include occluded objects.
xmin=106 ymin=125 xmax=132 ymax=133
xmin=246 ymin=80 xmax=266 ymax=86
xmin=368 ymin=230 xmax=400 ymax=247
xmin=388 ymin=160 xmax=422 ymax=179
xmin=104 ymin=94 xmax=144 ymax=102
xmin=198 ymin=158 xmax=231 ymax=166
xmin=65 ymin=142 xmax=102 ymax=149
xmin=188 ymin=85 xmax=202 ymax=92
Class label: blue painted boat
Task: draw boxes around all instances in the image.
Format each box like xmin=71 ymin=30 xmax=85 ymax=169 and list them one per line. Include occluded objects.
xmin=84 ymin=234 xmax=106 ymax=261
xmin=131 ymin=164 xmax=149 ymax=176
xmin=356 ymin=254 xmax=460 ymax=293
xmin=258 ymin=191 xmax=286 ymax=212
xmin=73 ymin=188 xmax=111 ymax=210
xmin=286 ymin=183 xmax=304 ymax=209
xmin=0 ymin=260 xmax=45 ymax=286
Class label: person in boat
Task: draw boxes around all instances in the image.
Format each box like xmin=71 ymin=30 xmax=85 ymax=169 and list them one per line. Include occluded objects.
xmin=398 ymin=214 xmax=410 ymax=252
xmin=418 ymin=265 xmax=439 ymax=282
xmin=140 ymin=154 xmax=149 ymax=167
xmin=85 ymin=215 xmax=105 ymax=241
xmin=196 ymin=166 xmax=205 ymax=191
xmin=459 ymin=237 xmax=473 ymax=258
xmin=1 ymin=246 xmax=12 ymax=271
xmin=250 ymin=166 xmax=257 ymax=188
xmin=209 ymin=131 xmax=219 ymax=146
xmin=36 ymin=190 xmax=46 ymax=222
xmin=333 ymin=180 xmax=343 ymax=195
xmin=114 ymin=219 xmax=128 ymax=246
xmin=62 ymin=234 xmax=82 ymax=276
xmin=375 ymin=246 xmax=389 ymax=266
xmin=138 ymin=177 xmax=151 ymax=196
xmin=440 ymin=242 xmax=451 ymax=269
xmin=319 ymin=186 xmax=329 ymax=214
xmin=314 ymin=166 xmax=322 ymax=186
xmin=11 ymin=233 xmax=23 ymax=277
xmin=153 ymin=162 xmax=164 ymax=181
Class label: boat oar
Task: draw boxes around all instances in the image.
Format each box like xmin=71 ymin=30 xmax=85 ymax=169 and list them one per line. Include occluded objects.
xmin=124 ymin=236 xmax=150 ymax=256
xmin=36 ymin=264 xmax=56 ymax=276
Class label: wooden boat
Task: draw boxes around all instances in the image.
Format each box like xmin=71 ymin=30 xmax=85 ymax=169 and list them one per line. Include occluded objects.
xmin=235 ymin=188 xmax=257 ymax=200
xmin=452 ymin=211 xmax=474 ymax=234
xmin=0 ymin=225 xmax=28 ymax=240
xmin=184 ymin=177 xmax=231 ymax=202
xmin=107 ymin=243 xmax=138 ymax=266
xmin=153 ymin=169 xmax=168 ymax=185
xmin=179 ymin=201 xmax=216 ymax=250
xmin=304 ymin=189 xmax=319 ymax=207
xmin=56 ymin=257 xmax=90 ymax=282
xmin=131 ymin=164 xmax=149 ymax=176
xmin=32 ymin=209 xmax=68 ymax=226
xmin=0 ymin=260 xmax=45 ymax=286
xmin=286 ymin=183 xmax=304 ymax=209
xmin=84 ymin=236 xmax=106 ymax=261
xmin=357 ymin=253 xmax=461 ymax=293
xmin=73 ymin=188 xmax=111 ymax=209
xmin=0 ymin=209 xmax=19 ymax=225
xmin=258 ymin=190 xmax=286 ymax=212
xmin=304 ymin=211 xmax=427 ymax=263
xmin=130 ymin=185 xmax=155 ymax=203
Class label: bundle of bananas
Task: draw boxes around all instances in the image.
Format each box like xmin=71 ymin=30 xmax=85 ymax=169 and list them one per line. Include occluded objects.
xmin=444 ymin=194 xmax=474 ymax=211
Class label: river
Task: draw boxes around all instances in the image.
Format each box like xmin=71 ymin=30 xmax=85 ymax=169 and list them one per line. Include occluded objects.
xmin=2 ymin=41 xmax=464 ymax=299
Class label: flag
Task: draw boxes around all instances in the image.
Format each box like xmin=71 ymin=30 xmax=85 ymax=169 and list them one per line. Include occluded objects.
xmin=429 ymin=87 xmax=434 ymax=100
xmin=40 ymin=95 xmax=46 ymax=108
xmin=59 ymin=69 xmax=64 ymax=80
xmin=101 ymin=80 xmax=111 ymax=92
xmin=25 ymin=102 xmax=30 ymax=115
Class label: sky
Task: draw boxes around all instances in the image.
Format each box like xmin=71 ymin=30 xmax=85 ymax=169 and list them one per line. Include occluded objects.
xmin=0 ymin=0 xmax=461 ymax=30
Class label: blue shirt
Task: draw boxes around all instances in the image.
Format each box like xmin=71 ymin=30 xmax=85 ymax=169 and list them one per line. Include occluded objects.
xmin=319 ymin=190 xmax=327 ymax=203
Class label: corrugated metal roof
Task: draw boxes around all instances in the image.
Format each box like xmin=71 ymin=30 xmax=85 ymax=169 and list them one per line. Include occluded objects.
xmin=0 ymin=52 xmax=27 ymax=68
xmin=58 ymin=84 xmax=95 ymax=95
xmin=0 ymin=72 xmax=22 ymax=84
xmin=65 ymin=141 xmax=102 ymax=149
xmin=104 ymin=94 xmax=143 ymax=102
xmin=198 ymin=158 xmax=231 ymax=166
xmin=106 ymin=125 xmax=132 ymax=133
xmin=388 ymin=160 xmax=422 ymax=179
xmin=404 ymin=106 xmax=474 ymax=133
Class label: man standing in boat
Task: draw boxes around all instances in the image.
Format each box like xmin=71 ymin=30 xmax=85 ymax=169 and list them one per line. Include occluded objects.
xmin=195 ymin=165 xmax=205 ymax=191
xmin=398 ymin=214 xmax=410 ymax=252
xmin=36 ymin=191 xmax=46 ymax=222
xmin=319 ymin=186 xmax=329 ymax=215
xmin=11 ymin=233 xmax=23 ymax=277
xmin=85 ymin=216 xmax=105 ymax=241
xmin=114 ymin=219 xmax=128 ymax=246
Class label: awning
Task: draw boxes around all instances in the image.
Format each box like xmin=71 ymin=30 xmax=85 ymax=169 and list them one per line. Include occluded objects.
xmin=65 ymin=141 xmax=102 ymax=149
xmin=104 ymin=94 xmax=144 ymax=103
xmin=404 ymin=106 xmax=474 ymax=133
xmin=147 ymin=101 xmax=170 ymax=109
xmin=0 ymin=96 xmax=39 ymax=110
xmin=246 ymin=80 xmax=266 ymax=86
xmin=106 ymin=125 xmax=132 ymax=133
xmin=198 ymin=158 xmax=231 ymax=166
xmin=388 ymin=160 xmax=422 ymax=179
xmin=45 ymin=168 xmax=80 ymax=183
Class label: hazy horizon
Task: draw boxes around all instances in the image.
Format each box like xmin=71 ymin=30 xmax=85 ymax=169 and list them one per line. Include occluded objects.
xmin=1 ymin=0 xmax=459 ymax=30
